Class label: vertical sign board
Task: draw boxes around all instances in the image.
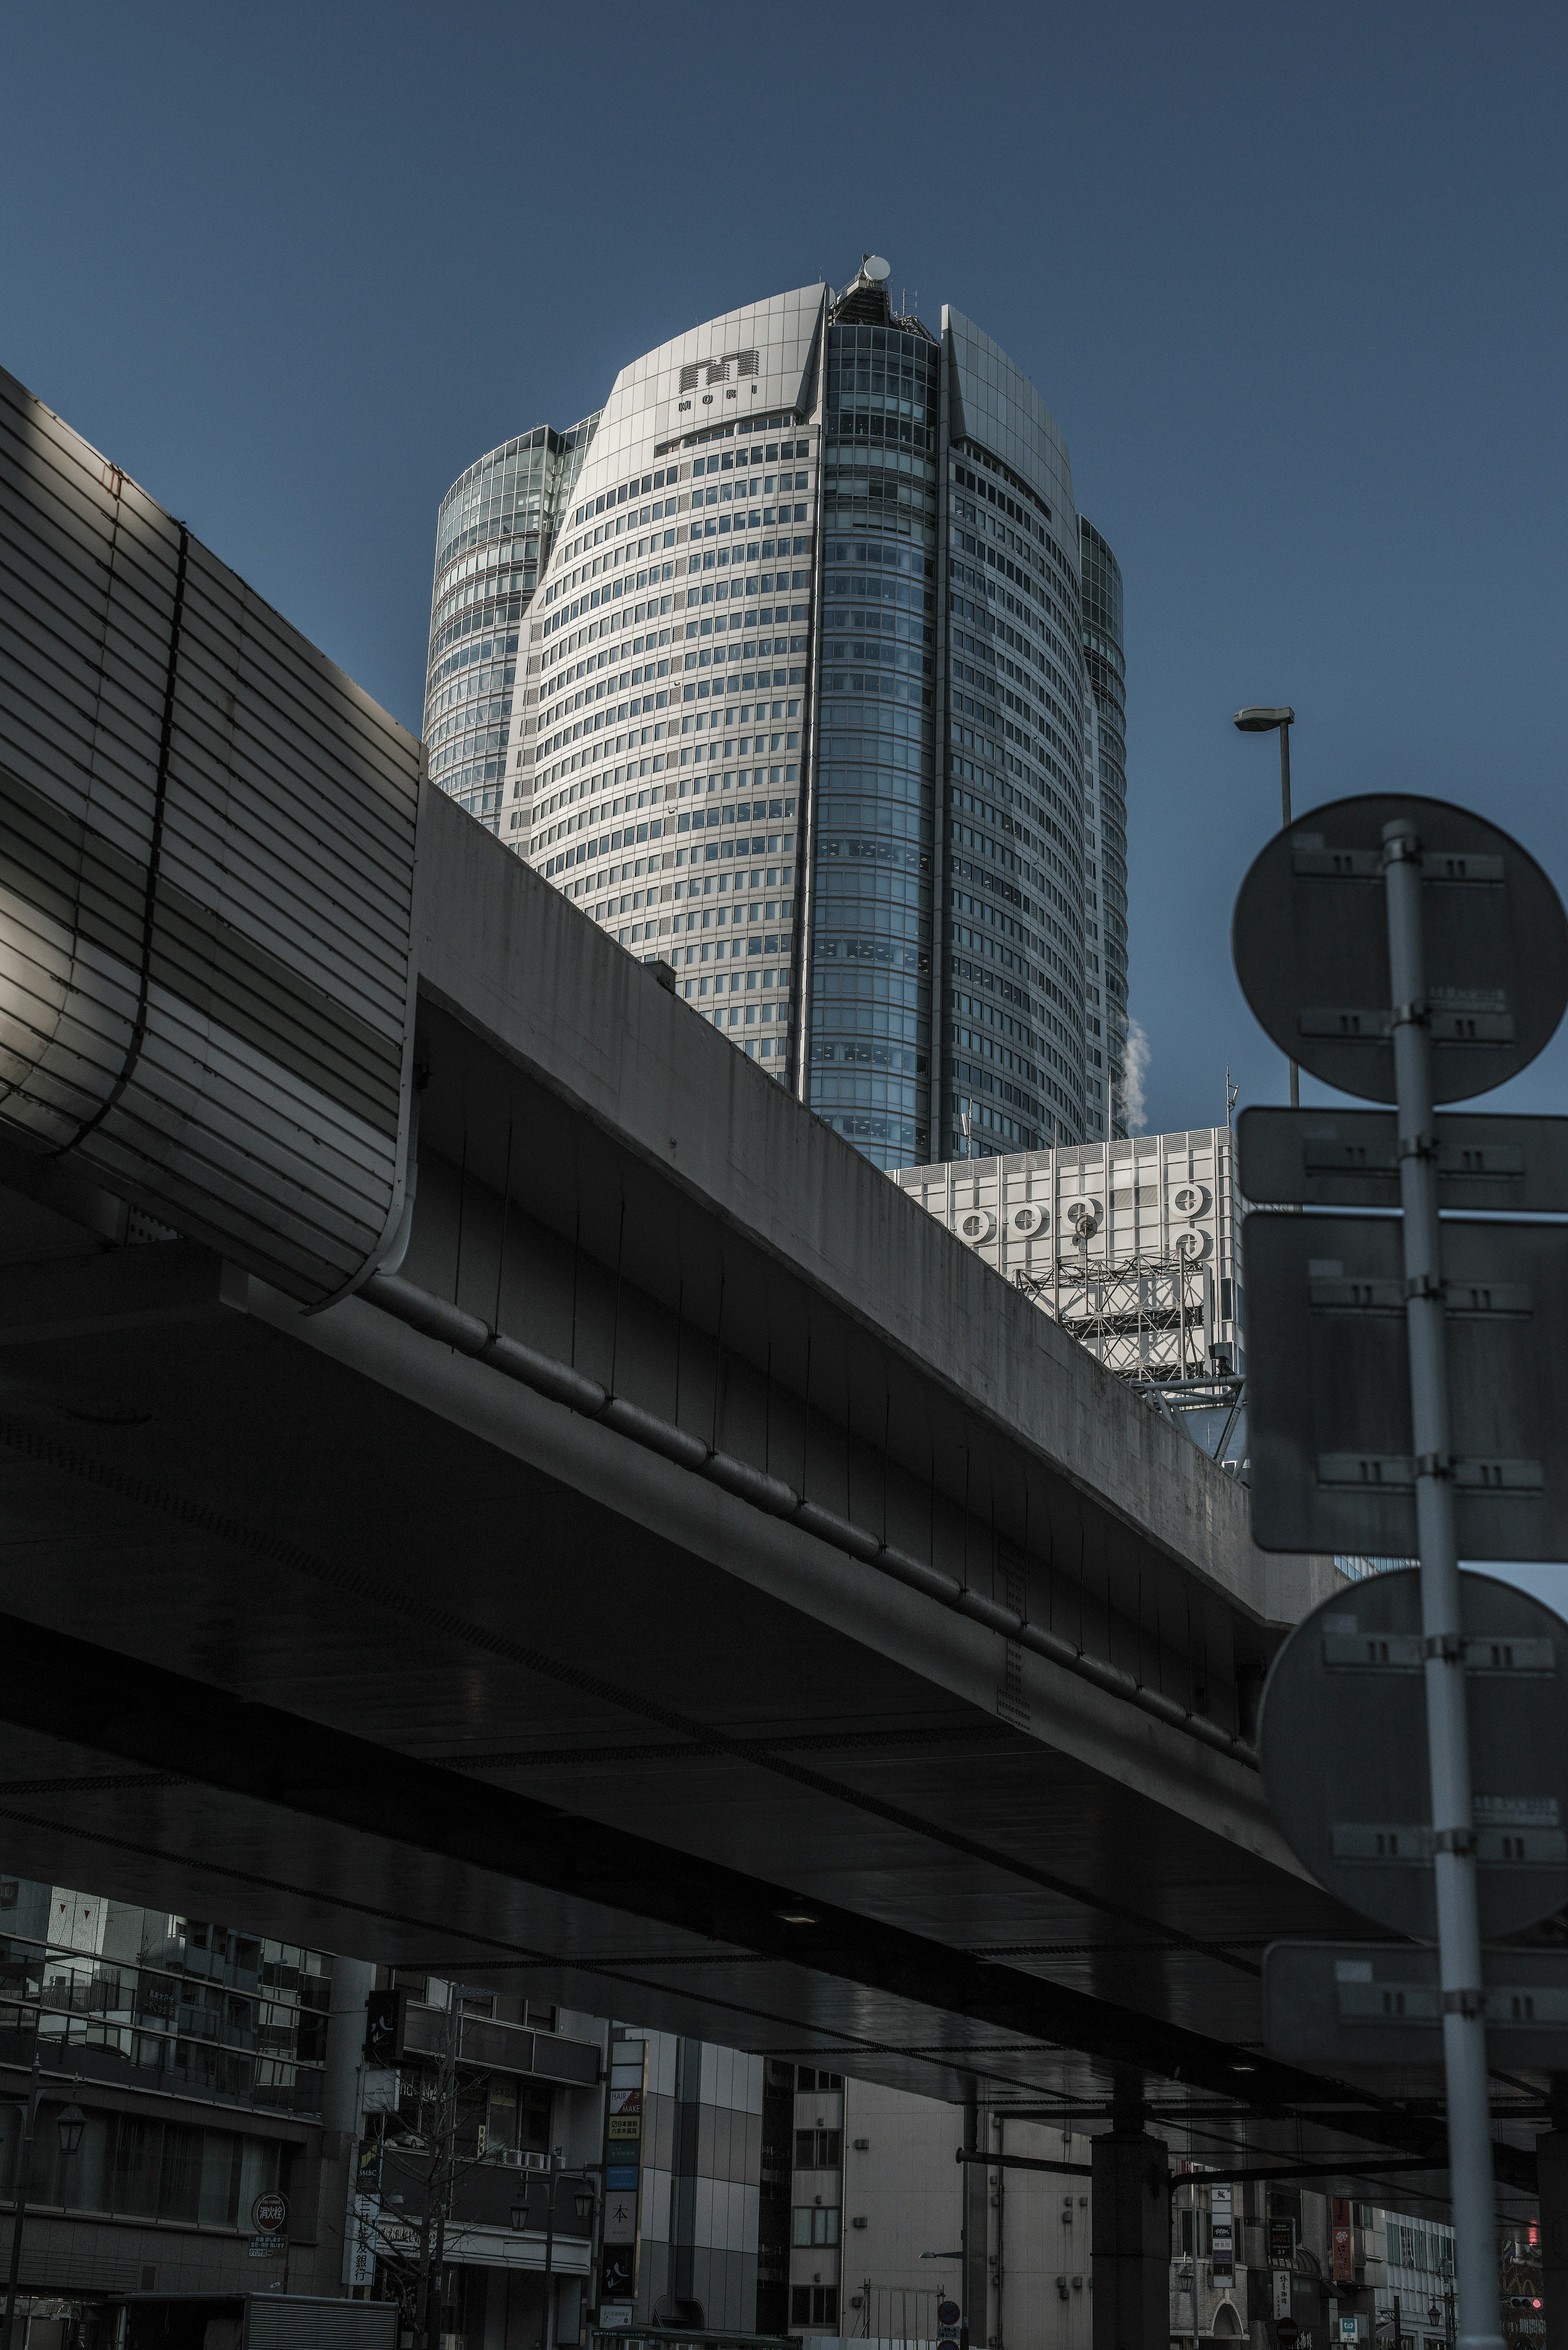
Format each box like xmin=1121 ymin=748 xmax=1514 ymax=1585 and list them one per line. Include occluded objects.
xmin=1212 ymin=2185 xmax=1235 ymax=2285
xmin=601 ymin=2038 xmax=646 ymax=2304
xmin=346 ymin=2195 xmax=380 ymax=2290
xmin=1332 ymin=2201 xmax=1354 ymax=2288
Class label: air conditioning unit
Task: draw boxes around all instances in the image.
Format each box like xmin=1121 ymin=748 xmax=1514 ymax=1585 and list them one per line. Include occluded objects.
xmin=523 ymin=2150 xmax=548 ymax=2171
xmin=497 ymin=2149 xmax=524 ymax=2169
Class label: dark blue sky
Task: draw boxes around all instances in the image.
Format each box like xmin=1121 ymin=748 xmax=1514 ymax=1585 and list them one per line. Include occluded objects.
xmin=5 ymin=0 xmax=1566 ymax=1138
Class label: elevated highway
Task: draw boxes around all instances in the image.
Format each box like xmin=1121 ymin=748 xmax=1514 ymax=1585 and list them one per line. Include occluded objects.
xmin=0 ymin=362 xmax=1537 ymax=2202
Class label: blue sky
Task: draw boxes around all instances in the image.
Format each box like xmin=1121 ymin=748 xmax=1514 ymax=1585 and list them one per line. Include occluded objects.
xmin=5 ymin=0 xmax=1568 ymax=1144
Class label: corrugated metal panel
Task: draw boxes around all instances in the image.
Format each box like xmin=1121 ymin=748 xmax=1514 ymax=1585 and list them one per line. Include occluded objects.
xmin=0 ymin=365 xmax=419 ymax=1302
xmin=244 ymin=2299 xmax=398 ymax=2350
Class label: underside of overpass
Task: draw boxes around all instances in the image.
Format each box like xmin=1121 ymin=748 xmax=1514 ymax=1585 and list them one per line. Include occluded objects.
xmin=0 ymin=369 xmax=1547 ymax=2223
xmin=0 ymin=796 xmax=1546 ymax=2212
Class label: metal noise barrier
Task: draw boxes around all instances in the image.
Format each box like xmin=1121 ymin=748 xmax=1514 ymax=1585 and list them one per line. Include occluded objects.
xmin=0 ymin=366 xmax=421 ymax=1307
xmin=361 ymin=1269 xmax=1257 ymax=1769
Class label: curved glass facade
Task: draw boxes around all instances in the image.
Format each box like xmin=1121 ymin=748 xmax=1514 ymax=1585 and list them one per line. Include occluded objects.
xmin=939 ymin=310 xmax=1091 ymax=1159
xmin=423 ymin=419 xmax=596 ymax=833
xmin=1078 ymin=518 xmax=1127 ymax=1133
xmin=805 ymin=311 xmax=940 ymax=1167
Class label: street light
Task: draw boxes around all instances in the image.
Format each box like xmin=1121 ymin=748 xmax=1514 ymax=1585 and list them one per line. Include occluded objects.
xmin=2 ymin=2054 xmax=91 ymax=2350
xmin=510 ymin=2167 xmax=599 ymax=2350
xmin=1233 ymin=704 xmax=1298 ymax=1106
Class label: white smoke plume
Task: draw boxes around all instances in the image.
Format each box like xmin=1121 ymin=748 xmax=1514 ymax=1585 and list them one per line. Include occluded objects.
xmin=1120 ymin=1018 xmax=1150 ymax=1133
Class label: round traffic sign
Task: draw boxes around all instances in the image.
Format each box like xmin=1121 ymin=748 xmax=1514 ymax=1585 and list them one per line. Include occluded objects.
xmin=1232 ymin=795 xmax=1568 ymax=1103
xmin=252 ymin=2189 xmax=290 ymax=2235
xmin=1259 ymin=1568 xmax=1568 ymax=1937
xmin=938 ymin=2305 xmax=962 ymax=2328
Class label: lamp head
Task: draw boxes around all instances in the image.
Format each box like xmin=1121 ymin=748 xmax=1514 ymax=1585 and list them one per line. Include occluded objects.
xmin=57 ymin=2102 xmax=86 ymax=2157
xmin=1233 ymin=706 xmax=1294 ymax=733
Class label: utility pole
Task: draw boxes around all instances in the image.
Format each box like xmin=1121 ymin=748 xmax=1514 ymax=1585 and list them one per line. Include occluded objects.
xmin=430 ymin=1987 xmax=461 ymax=2350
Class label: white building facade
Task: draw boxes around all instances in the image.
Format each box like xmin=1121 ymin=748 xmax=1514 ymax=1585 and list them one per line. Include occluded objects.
xmin=893 ymin=1125 xmax=1246 ymax=1389
xmin=424 ymin=258 xmax=1128 ymax=1172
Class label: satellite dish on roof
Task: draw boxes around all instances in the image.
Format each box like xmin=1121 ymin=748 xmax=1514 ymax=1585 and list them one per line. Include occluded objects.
xmin=862 ymin=254 xmax=891 ymax=282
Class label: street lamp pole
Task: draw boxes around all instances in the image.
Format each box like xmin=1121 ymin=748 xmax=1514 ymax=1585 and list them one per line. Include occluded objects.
xmin=1233 ymin=705 xmax=1298 ymax=1107
xmin=543 ymin=2171 xmax=556 ymax=2350
xmin=514 ymin=2167 xmax=597 ymax=2350
xmin=2 ymin=2045 xmax=85 ymax=2350
xmin=0 ymin=2043 xmax=41 ymax=2350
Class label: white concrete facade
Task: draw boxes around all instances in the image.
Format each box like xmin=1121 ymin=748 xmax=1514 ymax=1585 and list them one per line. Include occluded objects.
xmin=893 ymin=1126 xmax=1246 ymax=1386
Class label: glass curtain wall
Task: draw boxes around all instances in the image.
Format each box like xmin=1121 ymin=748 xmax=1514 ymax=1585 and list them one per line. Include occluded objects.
xmin=942 ymin=442 xmax=1087 ymax=1157
xmin=0 ymin=1884 xmax=332 ymax=2112
xmin=424 ymin=419 xmax=597 ymax=832
xmin=805 ymin=313 xmax=940 ymax=1168
xmin=1078 ymin=519 xmax=1127 ymax=1133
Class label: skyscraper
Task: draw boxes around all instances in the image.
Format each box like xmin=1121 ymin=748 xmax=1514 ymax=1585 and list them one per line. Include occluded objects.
xmin=430 ymin=258 xmax=1126 ymax=1167
xmin=423 ymin=420 xmax=597 ymax=831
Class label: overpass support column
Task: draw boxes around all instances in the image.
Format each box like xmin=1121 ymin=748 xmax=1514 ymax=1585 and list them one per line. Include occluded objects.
xmin=1091 ymin=2131 xmax=1171 ymax=2350
xmin=323 ymin=1955 xmax=376 ymax=2135
xmin=1542 ymin=2130 xmax=1568 ymax=2350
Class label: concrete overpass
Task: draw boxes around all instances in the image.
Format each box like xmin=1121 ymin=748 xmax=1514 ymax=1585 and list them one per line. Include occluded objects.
xmin=0 ymin=362 xmax=1540 ymax=2216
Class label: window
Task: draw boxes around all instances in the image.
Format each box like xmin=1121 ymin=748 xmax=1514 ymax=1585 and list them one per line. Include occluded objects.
xmin=792 ymin=2206 xmax=840 ymax=2246
xmin=791 ymin=2288 xmax=839 ymax=2328
xmin=795 ymin=2129 xmax=841 ymax=2168
xmin=795 ymin=2066 xmax=843 ymax=2091
xmin=0 ymin=2103 xmax=281 ymax=2227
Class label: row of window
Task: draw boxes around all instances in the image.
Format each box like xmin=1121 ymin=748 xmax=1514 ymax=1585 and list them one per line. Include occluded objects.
xmin=569 ymin=437 xmax=811 ymax=533
xmin=541 ymin=562 xmax=804 ymax=643
xmin=584 ymin=888 xmax=792 ymax=931
xmin=548 ymin=528 xmax=677 ymax=602
xmin=541 ymin=601 xmax=804 ymax=706
xmin=552 ymin=489 xmax=802 ymax=592
xmin=0 ymin=2100 xmax=282 ymax=2227
xmin=948 ymin=553 xmax=1080 ymax=694
xmin=659 ymin=408 xmax=797 ymax=457
xmin=691 ymin=442 xmax=808 ymax=475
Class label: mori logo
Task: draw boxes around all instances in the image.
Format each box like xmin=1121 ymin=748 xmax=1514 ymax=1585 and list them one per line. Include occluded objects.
xmin=678 ymin=350 xmax=759 ymax=392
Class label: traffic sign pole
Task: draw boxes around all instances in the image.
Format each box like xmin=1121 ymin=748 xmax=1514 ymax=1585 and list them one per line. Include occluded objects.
xmin=1384 ymin=816 xmax=1503 ymax=2350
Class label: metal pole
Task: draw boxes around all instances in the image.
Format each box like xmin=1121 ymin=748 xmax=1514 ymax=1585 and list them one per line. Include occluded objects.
xmin=1281 ymin=726 xmax=1299 ymax=1108
xmin=961 ymin=2099 xmax=974 ymax=2350
xmin=426 ymin=1984 xmax=460 ymax=2350
xmin=1382 ymin=815 xmax=1501 ymax=2350
xmin=1 ymin=2040 xmax=41 ymax=2350
xmin=543 ymin=2175 xmax=556 ymax=2350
